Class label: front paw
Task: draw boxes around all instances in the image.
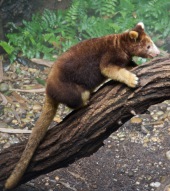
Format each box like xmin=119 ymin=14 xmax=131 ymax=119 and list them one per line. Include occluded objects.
xmin=127 ymin=73 xmax=139 ymax=88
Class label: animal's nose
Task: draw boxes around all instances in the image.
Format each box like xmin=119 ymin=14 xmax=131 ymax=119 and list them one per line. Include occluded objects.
xmin=156 ymin=49 xmax=161 ymax=56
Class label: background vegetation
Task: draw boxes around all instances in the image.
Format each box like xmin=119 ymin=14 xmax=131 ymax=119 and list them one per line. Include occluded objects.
xmin=0 ymin=0 xmax=169 ymax=62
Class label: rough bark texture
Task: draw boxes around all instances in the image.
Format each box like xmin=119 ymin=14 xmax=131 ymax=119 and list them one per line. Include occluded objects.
xmin=0 ymin=56 xmax=170 ymax=188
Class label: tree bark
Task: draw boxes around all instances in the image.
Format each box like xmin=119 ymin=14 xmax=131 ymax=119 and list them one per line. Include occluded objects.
xmin=0 ymin=55 xmax=170 ymax=188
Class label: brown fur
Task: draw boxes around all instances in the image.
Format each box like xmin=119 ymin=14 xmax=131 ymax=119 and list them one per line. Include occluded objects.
xmin=5 ymin=23 xmax=159 ymax=190
xmin=5 ymin=95 xmax=58 ymax=189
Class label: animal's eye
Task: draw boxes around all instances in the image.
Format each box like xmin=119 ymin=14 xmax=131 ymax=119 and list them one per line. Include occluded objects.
xmin=147 ymin=45 xmax=150 ymax=49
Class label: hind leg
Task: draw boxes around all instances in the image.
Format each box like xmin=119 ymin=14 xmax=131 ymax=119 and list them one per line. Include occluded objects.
xmin=63 ymin=86 xmax=90 ymax=109
xmin=46 ymin=81 xmax=90 ymax=109
xmin=65 ymin=86 xmax=90 ymax=108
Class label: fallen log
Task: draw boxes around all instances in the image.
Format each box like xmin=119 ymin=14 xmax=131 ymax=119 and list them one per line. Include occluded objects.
xmin=0 ymin=55 xmax=170 ymax=189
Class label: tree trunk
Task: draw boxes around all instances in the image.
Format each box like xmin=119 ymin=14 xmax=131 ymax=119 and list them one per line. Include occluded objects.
xmin=0 ymin=56 xmax=170 ymax=188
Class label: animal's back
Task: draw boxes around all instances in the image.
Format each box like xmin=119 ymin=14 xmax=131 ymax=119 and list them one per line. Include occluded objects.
xmin=49 ymin=35 xmax=115 ymax=91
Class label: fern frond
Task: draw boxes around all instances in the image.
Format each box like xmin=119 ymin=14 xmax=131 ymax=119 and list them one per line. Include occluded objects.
xmin=65 ymin=0 xmax=80 ymax=25
xmin=41 ymin=9 xmax=57 ymax=29
xmin=79 ymin=16 xmax=114 ymax=39
xmin=91 ymin=0 xmax=118 ymax=18
xmin=65 ymin=0 xmax=89 ymax=26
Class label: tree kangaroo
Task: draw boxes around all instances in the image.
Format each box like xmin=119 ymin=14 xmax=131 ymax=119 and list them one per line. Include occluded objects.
xmin=5 ymin=22 xmax=160 ymax=190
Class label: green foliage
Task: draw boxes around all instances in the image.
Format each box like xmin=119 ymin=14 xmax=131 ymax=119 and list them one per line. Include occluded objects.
xmin=35 ymin=78 xmax=46 ymax=86
xmin=0 ymin=41 xmax=14 ymax=54
xmin=136 ymin=0 xmax=170 ymax=37
xmin=0 ymin=0 xmax=169 ymax=63
xmin=0 ymin=41 xmax=16 ymax=62
xmin=90 ymin=0 xmax=117 ymax=18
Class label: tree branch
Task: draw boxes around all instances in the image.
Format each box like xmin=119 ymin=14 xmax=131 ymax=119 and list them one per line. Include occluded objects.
xmin=0 ymin=55 xmax=170 ymax=188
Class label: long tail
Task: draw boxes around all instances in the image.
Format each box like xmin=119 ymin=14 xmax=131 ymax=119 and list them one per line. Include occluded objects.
xmin=5 ymin=95 xmax=58 ymax=190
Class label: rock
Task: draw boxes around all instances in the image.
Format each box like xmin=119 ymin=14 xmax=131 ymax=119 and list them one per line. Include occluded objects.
xmin=148 ymin=105 xmax=159 ymax=112
xmin=157 ymin=111 xmax=164 ymax=116
xmin=159 ymin=103 xmax=168 ymax=111
xmin=0 ymin=133 xmax=10 ymax=139
xmin=4 ymin=117 xmax=13 ymax=124
xmin=53 ymin=116 xmax=62 ymax=123
xmin=21 ymin=118 xmax=31 ymax=123
xmin=0 ymin=83 xmax=9 ymax=92
xmin=127 ymin=171 xmax=134 ymax=177
xmin=130 ymin=117 xmax=142 ymax=124
xmin=92 ymin=184 xmax=98 ymax=189
xmin=152 ymin=114 xmax=158 ymax=120
xmin=12 ymin=119 xmax=18 ymax=125
xmin=0 ymin=121 xmax=8 ymax=128
xmin=144 ymin=125 xmax=154 ymax=132
xmin=23 ymin=79 xmax=31 ymax=84
xmin=9 ymin=136 xmax=20 ymax=144
xmin=17 ymin=107 xmax=27 ymax=115
xmin=117 ymin=132 xmax=126 ymax=138
xmin=151 ymin=137 xmax=160 ymax=142
xmin=150 ymin=182 xmax=161 ymax=188
xmin=3 ymin=142 xmax=11 ymax=149
xmin=33 ymin=104 xmax=42 ymax=111
xmin=141 ymin=125 xmax=149 ymax=134
xmin=55 ymin=176 xmax=60 ymax=181
xmin=11 ymin=73 xmax=17 ymax=79
xmin=166 ymin=151 xmax=170 ymax=160
xmin=141 ymin=114 xmax=152 ymax=122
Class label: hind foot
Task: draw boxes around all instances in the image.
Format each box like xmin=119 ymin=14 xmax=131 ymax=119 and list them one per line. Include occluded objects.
xmin=81 ymin=91 xmax=90 ymax=106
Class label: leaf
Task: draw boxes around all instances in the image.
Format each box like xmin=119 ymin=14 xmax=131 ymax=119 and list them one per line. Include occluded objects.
xmin=0 ymin=41 xmax=14 ymax=54
xmin=35 ymin=78 xmax=46 ymax=86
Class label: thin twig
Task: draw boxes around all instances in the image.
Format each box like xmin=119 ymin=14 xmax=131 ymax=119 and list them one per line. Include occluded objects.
xmin=0 ymin=128 xmax=32 ymax=134
xmin=31 ymin=58 xmax=54 ymax=67
xmin=10 ymin=88 xmax=45 ymax=93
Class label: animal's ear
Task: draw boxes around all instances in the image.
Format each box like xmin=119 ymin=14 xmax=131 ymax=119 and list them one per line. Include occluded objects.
xmin=129 ymin=31 xmax=139 ymax=40
xmin=136 ymin=22 xmax=145 ymax=30
xmin=133 ymin=22 xmax=145 ymax=32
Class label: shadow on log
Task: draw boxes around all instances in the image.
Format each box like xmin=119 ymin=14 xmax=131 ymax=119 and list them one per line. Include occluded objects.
xmin=0 ymin=55 xmax=170 ymax=188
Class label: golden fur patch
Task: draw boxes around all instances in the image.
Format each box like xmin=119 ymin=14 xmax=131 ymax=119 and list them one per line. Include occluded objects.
xmin=101 ymin=65 xmax=138 ymax=88
xmin=81 ymin=91 xmax=90 ymax=106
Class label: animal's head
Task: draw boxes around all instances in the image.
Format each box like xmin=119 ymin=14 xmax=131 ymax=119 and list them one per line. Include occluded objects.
xmin=127 ymin=22 xmax=160 ymax=58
